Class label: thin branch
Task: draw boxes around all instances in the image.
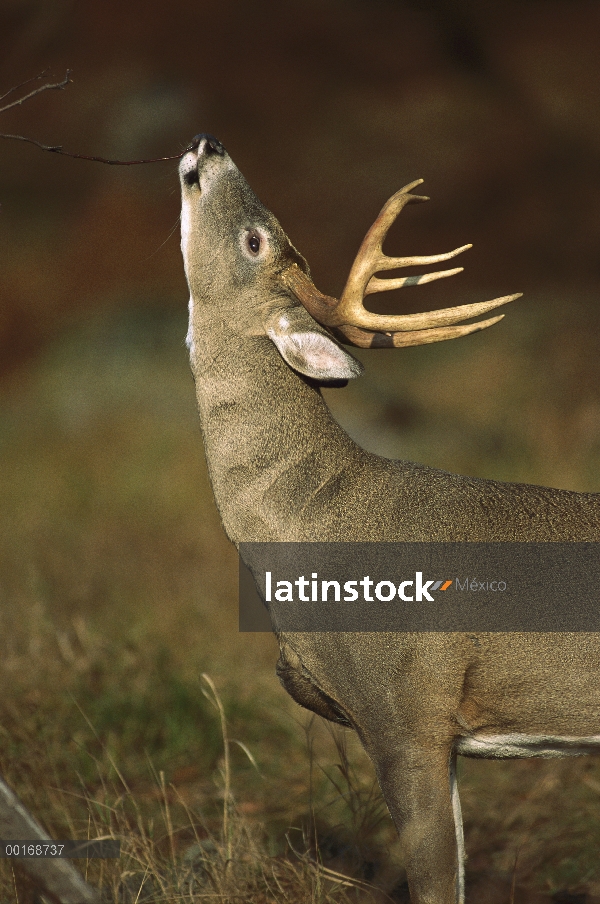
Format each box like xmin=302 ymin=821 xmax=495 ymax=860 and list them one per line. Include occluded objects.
xmin=0 ymin=69 xmax=71 ymax=115
xmin=0 ymin=70 xmax=193 ymax=166
xmin=0 ymin=132 xmax=189 ymax=165
xmin=0 ymin=68 xmax=51 ymax=105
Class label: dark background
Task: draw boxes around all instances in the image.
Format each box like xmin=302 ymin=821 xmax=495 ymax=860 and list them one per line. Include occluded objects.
xmin=2 ymin=2 xmax=600 ymax=899
xmin=2 ymin=0 xmax=600 ymax=373
xmin=2 ymin=0 xmax=600 ymax=492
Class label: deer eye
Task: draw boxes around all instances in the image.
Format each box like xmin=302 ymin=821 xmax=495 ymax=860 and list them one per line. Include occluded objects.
xmin=247 ymin=232 xmax=261 ymax=255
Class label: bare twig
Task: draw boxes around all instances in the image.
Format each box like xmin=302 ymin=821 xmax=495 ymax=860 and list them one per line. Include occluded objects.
xmin=0 ymin=132 xmax=189 ymax=164
xmin=0 ymin=69 xmax=71 ymax=115
xmin=0 ymin=70 xmax=193 ymax=166
xmin=0 ymin=69 xmax=51 ymax=105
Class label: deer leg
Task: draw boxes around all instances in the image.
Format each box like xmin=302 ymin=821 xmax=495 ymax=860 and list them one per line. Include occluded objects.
xmin=373 ymin=742 xmax=464 ymax=904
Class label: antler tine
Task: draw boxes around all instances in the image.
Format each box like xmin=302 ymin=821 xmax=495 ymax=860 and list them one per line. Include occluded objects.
xmin=369 ymin=243 xmax=472 ymax=273
xmin=333 ymin=292 xmax=521 ymax=334
xmin=365 ymin=265 xmax=465 ymax=296
xmin=319 ymin=182 xmax=479 ymax=330
xmin=329 ymin=181 xmax=431 ymax=328
xmin=333 ymin=313 xmax=507 ymax=349
xmin=281 ymin=180 xmax=522 ymax=346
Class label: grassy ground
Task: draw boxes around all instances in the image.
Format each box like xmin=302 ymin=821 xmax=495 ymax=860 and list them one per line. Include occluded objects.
xmin=0 ymin=299 xmax=599 ymax=902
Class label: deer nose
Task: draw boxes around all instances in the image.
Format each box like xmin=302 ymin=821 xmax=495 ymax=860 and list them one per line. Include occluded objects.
xmin=190 ymin=134 xmax=225 ymax=157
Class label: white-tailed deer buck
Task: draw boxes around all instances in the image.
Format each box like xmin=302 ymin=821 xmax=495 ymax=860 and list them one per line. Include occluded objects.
xmin=179 ymin=134 xmax=600 ymax=904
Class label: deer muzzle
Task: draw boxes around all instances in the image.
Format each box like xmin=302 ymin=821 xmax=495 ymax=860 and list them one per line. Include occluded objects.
xmin=179 ymin=133 xmax=226 ymax=187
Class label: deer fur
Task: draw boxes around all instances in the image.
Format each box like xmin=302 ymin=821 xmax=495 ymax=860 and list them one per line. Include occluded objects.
xmin=179 ymin=134 xmax=600 ymax=904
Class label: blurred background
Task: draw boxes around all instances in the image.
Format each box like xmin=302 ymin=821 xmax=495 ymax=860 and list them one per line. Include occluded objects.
xmin=1 ymin=1 xmax=600 ymax=901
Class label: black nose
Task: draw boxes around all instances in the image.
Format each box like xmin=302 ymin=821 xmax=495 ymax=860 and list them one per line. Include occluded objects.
xmin=189 ymin=133 xmax=225 ymax=156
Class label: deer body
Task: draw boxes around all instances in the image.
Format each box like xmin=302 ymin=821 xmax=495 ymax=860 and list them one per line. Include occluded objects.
xmin=180 ymin=135 xmax=600 ymax=904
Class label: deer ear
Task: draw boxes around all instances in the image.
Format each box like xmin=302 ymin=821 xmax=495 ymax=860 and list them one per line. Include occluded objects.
xmin=266 ymin=309 xmax=363 ymax=382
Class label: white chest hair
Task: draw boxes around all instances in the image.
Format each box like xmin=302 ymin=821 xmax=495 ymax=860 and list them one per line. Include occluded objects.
xmin=180 ymin=202 xmax=195 ymax=356
xmin=457 ymin=733 xmax=600 ymax=758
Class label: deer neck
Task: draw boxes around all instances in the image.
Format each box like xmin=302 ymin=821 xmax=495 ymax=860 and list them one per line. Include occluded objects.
xmin=188 ymin=312 xmax=366 ymax=544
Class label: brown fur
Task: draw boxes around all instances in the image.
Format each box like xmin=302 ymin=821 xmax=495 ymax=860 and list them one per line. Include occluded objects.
xmin=180 ymin=135 xmax=600 ymax=904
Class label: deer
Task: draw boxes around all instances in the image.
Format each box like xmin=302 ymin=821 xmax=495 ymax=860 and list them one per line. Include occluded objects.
xmin=179 ymin=133 xmax=600 ymax=904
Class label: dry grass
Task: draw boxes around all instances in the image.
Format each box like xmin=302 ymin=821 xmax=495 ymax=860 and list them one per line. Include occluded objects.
xmin=1 ymin=302 xmax=599 ymax=902
xmin=4 ymin=673 xmax=388 ymax=904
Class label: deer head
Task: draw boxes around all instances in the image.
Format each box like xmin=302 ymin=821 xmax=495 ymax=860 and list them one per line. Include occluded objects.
xmin=179 ymin=133 xmax=520 ymax=383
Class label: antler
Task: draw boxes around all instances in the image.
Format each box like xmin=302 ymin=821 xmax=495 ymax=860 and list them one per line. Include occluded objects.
xmin=282 ymin=179 xmax=521 ymax=348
